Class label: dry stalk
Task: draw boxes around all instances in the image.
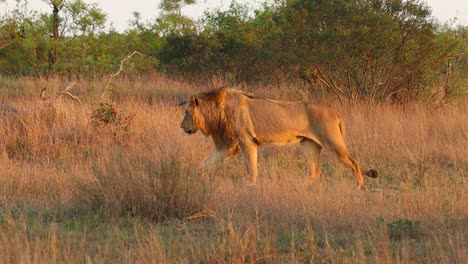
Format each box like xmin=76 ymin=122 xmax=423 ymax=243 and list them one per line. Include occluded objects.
xmin=184 ymin=209 xmax=225 ymax=225
xmin=100 ymin=51 xmax=143 ymax=102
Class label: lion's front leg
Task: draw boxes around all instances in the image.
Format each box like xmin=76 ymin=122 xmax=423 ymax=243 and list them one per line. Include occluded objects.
xmin=198 ymin=149 xmax=229 ymax=173
xmin=240 ymin=141 xmax=258 ymax=186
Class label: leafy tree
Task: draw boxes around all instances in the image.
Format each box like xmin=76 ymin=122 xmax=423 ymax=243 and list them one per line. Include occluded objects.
xmin=153 ymin=13 xmax=197 ymax=36
xmin=154 ymin=0 xmax=198 ymax=37
xmin=159 ymin=2 xmax=278 ymax=82
xmin=0 ymin=0 xmax=107 ymax=76
xmin=41 ymin=0 xmax=64 ymax=39
xmin=0 ymin=0 xmax=111 ymax=77
xmin=40 ymin=0 xmax=107 ymax=73
xmin=0 ymin=0 xmax=46 ymax=75
xmin=255 ymin=0 xmax=465 ymax=104
xmin=160 ymin=0 xmax=196 ymax=16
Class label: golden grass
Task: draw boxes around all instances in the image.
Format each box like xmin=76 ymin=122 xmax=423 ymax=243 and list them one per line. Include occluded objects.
xmin=0 ymin=76 xmax=466 ymax=263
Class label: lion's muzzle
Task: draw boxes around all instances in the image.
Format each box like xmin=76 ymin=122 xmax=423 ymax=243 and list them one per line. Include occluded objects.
xmin=181 ymin=113 xmax=198 ymax=135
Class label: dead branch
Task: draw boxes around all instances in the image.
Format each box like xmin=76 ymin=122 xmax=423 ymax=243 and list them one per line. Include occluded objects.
xmin=100 ymin=51 xmax=143 ymax=102
xmin=313 ymin=65 xmax=345 ymax=105
xmin=55 ymin=82 xmax=81 ymax=103
xmin=184 ymin=209 xmax=225 ymax=224
xmin=40 ymin=82 xmax=81 ymax=103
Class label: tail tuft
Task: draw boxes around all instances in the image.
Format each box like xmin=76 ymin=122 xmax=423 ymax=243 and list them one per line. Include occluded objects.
xmin=364 ymin=169 xmax=378 ymax=178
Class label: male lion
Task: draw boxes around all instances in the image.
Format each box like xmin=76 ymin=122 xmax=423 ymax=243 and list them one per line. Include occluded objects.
xmin=180 ymin=87 xmax=377 ymax=189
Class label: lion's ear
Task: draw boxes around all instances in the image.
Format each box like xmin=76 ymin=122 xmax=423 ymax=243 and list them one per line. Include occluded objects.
xmin=191 ymin=95 xmax=200 ymax=106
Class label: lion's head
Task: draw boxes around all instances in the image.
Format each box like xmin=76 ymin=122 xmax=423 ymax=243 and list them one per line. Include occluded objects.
xmin=180 ymin=88 xmax=239 ymax=152
xmin=180 ymin=95 xmax=203 ymax=135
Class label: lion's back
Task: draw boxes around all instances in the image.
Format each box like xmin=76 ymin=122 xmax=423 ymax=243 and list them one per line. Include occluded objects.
xmin=205 ymin=88 xmax=343 ymax=147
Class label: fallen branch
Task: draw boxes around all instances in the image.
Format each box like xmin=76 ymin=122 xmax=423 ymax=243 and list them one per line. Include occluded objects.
xmin=55 ymin=82 xmax=81 ymax=103
xmin=40 ymin=82 xmax=81 ymax=103
xmin=100 ymin=51 xmax=143 ymax=102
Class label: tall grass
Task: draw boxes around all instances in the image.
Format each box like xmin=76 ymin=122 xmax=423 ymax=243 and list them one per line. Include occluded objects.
xmin=0 ymin=75 xmax=466 ymax=262
xmin=73 ymin=147 xmax=218 ymax=221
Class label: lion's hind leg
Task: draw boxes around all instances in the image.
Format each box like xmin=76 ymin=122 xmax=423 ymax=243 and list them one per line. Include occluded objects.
xmin=335 ymin=148 xmax=365 ymax=190
xmin=320 ymin=121 xmax=366 ymax=189
xmin=300 ymin=139 xmax=322 ymax=186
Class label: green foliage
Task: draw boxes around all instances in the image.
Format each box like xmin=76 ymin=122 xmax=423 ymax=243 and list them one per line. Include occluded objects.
xmin=63 ymin=0 xmax=107 ymax=37
xmin=0 ymin=0 xmax=157 ymax=77
xmin=91 ymin=102 xmax=134 ymax=140
xmin=159 ymin=2 xmax=279 ymax=83
xmin=91 ymin=102 xmax=117 ymax=125
xmin=387 ymin=219 xmax=424 ymax=240
xmin=153 ymin=13 xmax=197 ymax=36
xmin=278 ymin=0 xmax=466 ymax=104
xmin=0 ymin=0 xmax=466 ymax=104
xmin=160 ymin=0 xmax=197 ymax=15
xmin=157 ymin=0 xmax=466 ymax=103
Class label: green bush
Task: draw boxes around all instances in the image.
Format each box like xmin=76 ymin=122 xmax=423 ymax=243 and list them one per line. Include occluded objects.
xmin=387 ymin=219 xmax=424 ymax=240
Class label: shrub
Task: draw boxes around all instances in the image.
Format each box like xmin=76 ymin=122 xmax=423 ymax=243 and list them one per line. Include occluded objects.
xmin=387 ymin=219 xmax=424 ymax=240
xmin=91 ymin=102 xmax=135 ymax=140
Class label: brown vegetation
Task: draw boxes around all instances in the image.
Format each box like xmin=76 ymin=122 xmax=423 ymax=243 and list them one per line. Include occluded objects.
xmin=0 ymin=75 xmax=466 ymax=263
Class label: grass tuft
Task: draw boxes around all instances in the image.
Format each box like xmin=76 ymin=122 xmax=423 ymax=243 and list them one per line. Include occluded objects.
xmin=73 ymin=148 xmax=218 ymax=221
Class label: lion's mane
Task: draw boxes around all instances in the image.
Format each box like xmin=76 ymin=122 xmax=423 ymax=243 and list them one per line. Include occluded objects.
xmin=193 ymin=88 xmax=246 ymax=155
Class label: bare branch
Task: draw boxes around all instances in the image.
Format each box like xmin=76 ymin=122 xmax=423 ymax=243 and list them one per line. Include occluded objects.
xmin=56 ymin=82 xmax=76 ymax=94
xmin=313 ymin=65 xmax=345 ymax=105
xmin=40 ymin=82 xmax=81 ymax=103
xmin=55 ymin=82 xmax=81 ymax=103
xmin=100 ymin=51 xmax=143 ymax=102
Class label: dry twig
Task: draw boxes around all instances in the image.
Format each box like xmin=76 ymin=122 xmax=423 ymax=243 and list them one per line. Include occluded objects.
xmin=100 ymin=51 xmax=143 ymax=102
xmin=184 ymin=209 xmax=225 ymax=224
xmin=40 ymin=82 xmax=81 ymax=103
xmin=55 ymin=82 xmax=81 ymax=103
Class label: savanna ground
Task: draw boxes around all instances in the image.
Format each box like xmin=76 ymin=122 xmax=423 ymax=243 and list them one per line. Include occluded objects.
xmin=0 ymin=75 xmax=466 ymax=263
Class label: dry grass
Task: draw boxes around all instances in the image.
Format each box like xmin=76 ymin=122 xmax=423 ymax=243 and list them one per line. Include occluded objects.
xmin=0 ymin=75 xmax=466 ymax=263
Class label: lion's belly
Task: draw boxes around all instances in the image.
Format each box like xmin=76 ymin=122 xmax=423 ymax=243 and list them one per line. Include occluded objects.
xmin=245 ymin=98 xmax=314 ymax=146
xmin=269 ymin=137 xmax=302 ymax=146
xmin=255 ymin=130 xmax=304 ymax=146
